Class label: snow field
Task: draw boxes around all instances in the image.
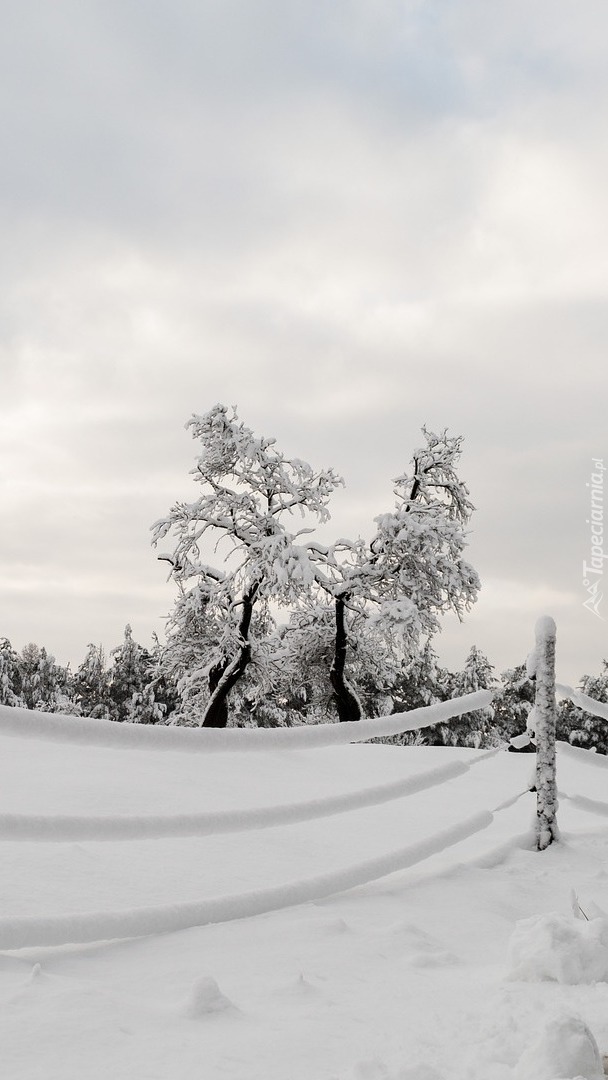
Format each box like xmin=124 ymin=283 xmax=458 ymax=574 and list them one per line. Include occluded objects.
xmin=3 ymin=711 xmax=608 ymax=1077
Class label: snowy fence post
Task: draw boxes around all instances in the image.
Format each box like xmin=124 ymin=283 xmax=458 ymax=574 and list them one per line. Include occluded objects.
xmin=533 ymin=616 xmax=558 ymax=850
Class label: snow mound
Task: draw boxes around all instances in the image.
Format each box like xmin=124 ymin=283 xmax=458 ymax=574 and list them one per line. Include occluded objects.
xmin=180 ymin=975 xmax=236 ymax=1019
xmin=514 ymin=1013 xmax=603 ymax=1079
xmin=508 ymin=912 xmax=608 ymax=984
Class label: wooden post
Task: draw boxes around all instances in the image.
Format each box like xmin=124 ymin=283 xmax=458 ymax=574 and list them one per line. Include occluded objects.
xmin=534 ymin=616 xmax=558 ymax=850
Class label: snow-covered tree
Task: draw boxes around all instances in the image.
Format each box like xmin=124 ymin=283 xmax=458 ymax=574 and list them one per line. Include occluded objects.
xmin=392 ymin=641 xmax=451 ymax=714
xmin=376 ymin=642 xmax=452 ymax=745
xmin=19 ymin=643 xmax=67 ymax=712
xmin=493 ymin=664 xmax=536 ymax=744
xmin=19 ymin=643 xmax=44 ymax=709
xmin=557 ymin=660 xmax=608 ymax=754
xmin=0 ymin=637 xmax=23 ymax=706
xmin=153 ymin=404 xmax=342 ymax=727
xmin=73 ymin=643 xmax=112 ymax=718
xmin=278 ymin=601 xmax=397 ymax=725
xmin=440 ymin=645 xmax=496 ymax=747
xmin=140 ymin=632 xmax=179 ymax=724
xmin=159 ymin=583 xmax=276 ymax=725
xmin=315 ymin=427 xmax=480 ymax=722
xmin=127 ymin=683 xmax=168 ymax=725
xmin=109 ymin=624 xmax=155 ymax=722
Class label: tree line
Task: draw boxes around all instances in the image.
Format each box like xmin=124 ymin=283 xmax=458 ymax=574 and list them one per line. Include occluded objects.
xmin=0 ymin=628 xmax=176 ymax=723
xmin=1 ymin=629 xmax=607 ymax=752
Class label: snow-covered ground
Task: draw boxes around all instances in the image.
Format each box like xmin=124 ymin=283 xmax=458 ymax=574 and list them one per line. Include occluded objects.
xmin=2 ymin=707 xmax=608 ymax=1079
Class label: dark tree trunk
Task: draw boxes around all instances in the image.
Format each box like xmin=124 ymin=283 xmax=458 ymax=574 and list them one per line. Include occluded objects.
xmin=202 ymin=584 xmax=259 ymax=728
xmin=204 ymin=659 xmax=230 ymax=728
xmin=330 ymin=594 xmax=363 ymax=723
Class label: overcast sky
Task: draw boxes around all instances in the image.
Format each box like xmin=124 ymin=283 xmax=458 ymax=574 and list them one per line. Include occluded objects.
xmin=2 ymin=0 xmax=608 ymax=685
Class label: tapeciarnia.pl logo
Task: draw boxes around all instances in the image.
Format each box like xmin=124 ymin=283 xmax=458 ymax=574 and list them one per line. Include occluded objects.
xmin=582 ymin=458 xmax=606 ymax=619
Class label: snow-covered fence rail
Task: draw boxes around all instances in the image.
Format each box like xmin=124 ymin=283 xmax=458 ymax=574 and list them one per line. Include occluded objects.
xmin=1 ymin=668 xmax=566 ymax=951
xmin=0 ymin=810 xmax=494 ymax=950
xmin=0 ymin=691 xmax=493 ymax=752
xmin=5 ymin=617 xmax=608 ymax=951
xmin=556 ymin=686 xmax=608 ymax=722
xmin=0 ymin=748 xmax=501 ymax=842
xmin=0 ymin=691 xmax=509 ymax=948
xmin=0 ymin=758 xmax=473 ymax=841
xmin=4 ymin=615 xmax=608 ymax=952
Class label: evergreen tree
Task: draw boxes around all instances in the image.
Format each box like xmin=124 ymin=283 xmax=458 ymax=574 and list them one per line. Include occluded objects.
xmin=442 ymin=645 xmax=497 ymax=747
xmin=0 ymin=637 xmax=23 ymax=706
xmin=19 ymin=643 xmax=66 ymax=711
xmin=391 ymin=642 xmax=451 ymax=713
xmin=556 ymin=661 xmax=608 ymax=753
xmin=493 ymin=664 xmax=536 ymax=744
xmin=109 ymin=625 xmax=154 ymax=722
xmin=378 ymin=642 xmax=452 ymax=747
xmin=19 ymin=643 xmax=42 ymax=710
xmin=141 ymin=632 xmax=179 ymax=724
xmin=73 ymin=644 xmax=112 ymax=718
